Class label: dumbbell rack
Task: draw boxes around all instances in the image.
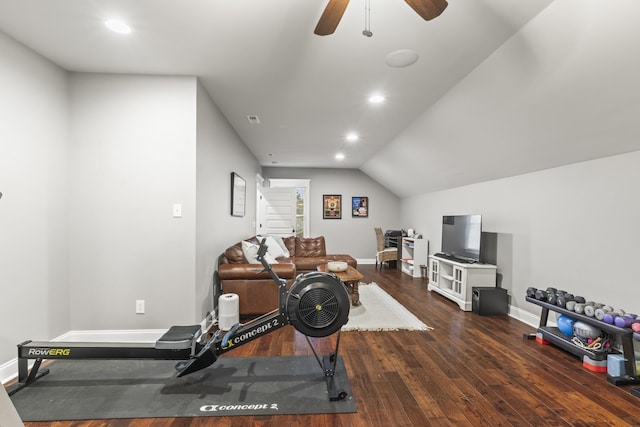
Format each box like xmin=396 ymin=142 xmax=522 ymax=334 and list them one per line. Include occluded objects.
xmin=526 ymin=296 xmax=639 ymax=387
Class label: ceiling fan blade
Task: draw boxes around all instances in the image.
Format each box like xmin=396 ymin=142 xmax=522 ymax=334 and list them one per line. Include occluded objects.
xmin=404 ymin=0 xmax=448 ymax=21
xmin=314 ymin=0 xmax=350 ymax=36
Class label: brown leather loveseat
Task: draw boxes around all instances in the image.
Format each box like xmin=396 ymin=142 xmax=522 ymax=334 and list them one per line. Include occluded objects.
xmin=218 ymin=235 xmax=356 ymax=316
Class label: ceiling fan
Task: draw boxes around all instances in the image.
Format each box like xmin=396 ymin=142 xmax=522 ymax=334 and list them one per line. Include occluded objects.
xmin=314 ymin=0 xmax=448 ymax=36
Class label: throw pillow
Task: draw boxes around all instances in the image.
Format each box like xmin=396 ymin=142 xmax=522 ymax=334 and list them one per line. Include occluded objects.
xmin=264 ymin=236 xmax=288 ymax=259
xmin=242 ymin=240 xmax=278 ymax=264
xmin=256 ymin=235 xmax=291 ymax=259
xmin=269 ymin=235 xmax=291 ymax=258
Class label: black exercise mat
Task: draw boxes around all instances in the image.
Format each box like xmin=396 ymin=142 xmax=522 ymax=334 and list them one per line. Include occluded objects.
xmin=10 ymin=355 xmax=355 ymax=421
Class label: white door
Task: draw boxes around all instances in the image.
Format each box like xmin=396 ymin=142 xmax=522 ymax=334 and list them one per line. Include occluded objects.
xmin=257 ymin=187 xmax=297 ymax=237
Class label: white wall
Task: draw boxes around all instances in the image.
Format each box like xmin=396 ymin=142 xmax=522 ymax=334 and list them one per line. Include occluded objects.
xmin=0 ymin=32 xmax=70 ymax=363
xmin=196 ymin=81 xmax=261 ymax=320
xmin=262 ymin=167 xmax=401 ymax=259
xmin=403 ymin=151 xmax=640 ymax=318
xmin=68 ymin=73 xmax=198 ymax=329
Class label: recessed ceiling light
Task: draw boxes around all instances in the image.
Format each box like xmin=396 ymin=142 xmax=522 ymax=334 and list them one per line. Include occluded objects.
xmin=105 ymin=19 xmax=132 ymax=34
xmin=385 ymin=49 xmax=419 ymax=68
xmin=346 ymin=132 xmax=359 ymax=142
xmin=368 ymin=94 xmax=385 ymax=104
xmin=335 ymin=153 xmax=345 ymax=161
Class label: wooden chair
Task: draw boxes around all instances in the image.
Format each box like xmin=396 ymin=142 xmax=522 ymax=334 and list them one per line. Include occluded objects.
xmin=375 ymin=227 xmax=398 ymax=270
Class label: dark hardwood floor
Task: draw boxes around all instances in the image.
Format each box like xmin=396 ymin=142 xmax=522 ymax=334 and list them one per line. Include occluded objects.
xmin=15 ymin=265 xmax=640 ymax=426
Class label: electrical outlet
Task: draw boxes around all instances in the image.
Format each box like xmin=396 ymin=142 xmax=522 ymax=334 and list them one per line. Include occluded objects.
xmin=136 ymin=300 xmax=145 ymax=314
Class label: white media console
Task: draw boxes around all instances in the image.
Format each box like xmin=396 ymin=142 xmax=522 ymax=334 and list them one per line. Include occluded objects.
xmin=428 ymin=255 xmax=497 ymax=311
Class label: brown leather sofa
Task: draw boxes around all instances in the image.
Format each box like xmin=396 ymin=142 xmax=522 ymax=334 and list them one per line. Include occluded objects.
xmin=218 ymin=235 xmax=356 ymax=316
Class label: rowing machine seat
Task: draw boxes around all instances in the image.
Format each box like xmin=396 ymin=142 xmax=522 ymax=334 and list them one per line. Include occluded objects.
xmin=155 ymin=325 xmax=202 ymax=350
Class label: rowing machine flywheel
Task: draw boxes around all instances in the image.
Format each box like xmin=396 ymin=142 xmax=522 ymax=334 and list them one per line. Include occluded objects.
xmin=286 ymin=272 xmax=350 ymax=337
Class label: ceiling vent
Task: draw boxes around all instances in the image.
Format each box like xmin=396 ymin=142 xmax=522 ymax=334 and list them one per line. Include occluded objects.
xmin=247 ymin=115 xmax=261 ymax=124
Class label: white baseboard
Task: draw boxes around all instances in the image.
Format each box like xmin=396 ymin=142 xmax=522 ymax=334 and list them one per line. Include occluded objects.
xmin=1 ymin=329 xmax=166 ymax=385
xmin=1 ymin=318 xmax=214 ymax=385
xmin=508 ymin=305 xmax=557 ymax=329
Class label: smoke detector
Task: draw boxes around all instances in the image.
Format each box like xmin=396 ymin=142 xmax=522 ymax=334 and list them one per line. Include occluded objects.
xmin=247 ymin=115 xmax=261 ymax=124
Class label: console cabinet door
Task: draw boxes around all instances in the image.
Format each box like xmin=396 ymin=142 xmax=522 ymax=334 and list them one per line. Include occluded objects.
xmin=452 ymin=266 xmax=464 ymax=297
xmin=429 ymin=259 xmax=439 ymax=285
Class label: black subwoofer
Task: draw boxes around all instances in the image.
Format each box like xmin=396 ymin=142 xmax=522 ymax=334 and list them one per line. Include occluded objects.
xmin=472 ymin=287 xmax=508 ymax=316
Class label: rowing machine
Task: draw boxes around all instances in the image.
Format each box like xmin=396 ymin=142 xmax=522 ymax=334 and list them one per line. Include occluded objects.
xmin=9 ymin=238 xmax=352 ymax=401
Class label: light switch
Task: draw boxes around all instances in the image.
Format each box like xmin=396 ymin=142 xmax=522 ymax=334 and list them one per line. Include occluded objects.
xmin=173 ymin=204 xmax=182 ymax=218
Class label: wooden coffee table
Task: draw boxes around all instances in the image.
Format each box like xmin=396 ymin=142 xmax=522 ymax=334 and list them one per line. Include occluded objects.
xmin=317 ymin=264 xmax=364 ymax=306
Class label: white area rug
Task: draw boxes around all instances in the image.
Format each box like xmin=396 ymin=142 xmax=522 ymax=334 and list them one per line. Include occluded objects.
xmin=342 ymin=283 xmax=433 ymax=331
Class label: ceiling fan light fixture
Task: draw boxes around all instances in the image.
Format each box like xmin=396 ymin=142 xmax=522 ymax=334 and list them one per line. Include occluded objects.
xmin=385 ymin=49 xmax=419 ymax=68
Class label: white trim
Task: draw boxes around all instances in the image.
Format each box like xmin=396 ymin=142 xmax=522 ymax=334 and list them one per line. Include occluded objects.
xmin=1 ymin=316 xmax=214 ymax=385
xmin=266 ymin=178 xmax=311 ymax=237
xmin=507 ymin=304 xmax=555 ymax=329
xmin=268 ymin=178 xmax=310 ymax=188
xmin=1 ymin=329 xmax=168 ymax=384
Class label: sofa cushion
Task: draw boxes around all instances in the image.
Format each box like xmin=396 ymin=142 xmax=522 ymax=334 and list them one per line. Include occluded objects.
xmin=295 ymin=236 xmax=326 ymax=257
xmin=218 ymin=263 xmax=296 ymax=280
xmin=224 ymin=236 xmax=260 ymax=264
xmin=282 ymin=236 xmax=296 ymax=257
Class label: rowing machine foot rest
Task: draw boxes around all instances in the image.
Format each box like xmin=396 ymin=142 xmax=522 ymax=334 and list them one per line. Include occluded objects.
xmin=175 ymin=343 xmax=217 ymax=377
xmin=155 ymin=325 xmax=202 ymax=350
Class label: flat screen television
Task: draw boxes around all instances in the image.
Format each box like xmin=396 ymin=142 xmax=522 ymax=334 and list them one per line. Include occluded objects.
xmin=440 ymin=214 xmax=482 ymax=263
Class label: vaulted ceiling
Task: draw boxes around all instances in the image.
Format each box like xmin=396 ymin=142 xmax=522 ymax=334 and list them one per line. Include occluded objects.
xmin=2 ymin=1 xmax=639 ymax=197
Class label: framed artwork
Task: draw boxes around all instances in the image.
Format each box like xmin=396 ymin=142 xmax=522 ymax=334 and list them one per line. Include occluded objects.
xmin=230 ymin=172 xmax=246 ymax=217
xmin=323 ymin=194 xmax=341 ymax=219
xmin=352 ymin=196 xmax=368 ymax=217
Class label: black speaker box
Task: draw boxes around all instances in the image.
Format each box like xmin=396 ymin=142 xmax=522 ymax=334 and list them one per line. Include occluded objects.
xmin=472 ymin=287 xmax=508 ymax=316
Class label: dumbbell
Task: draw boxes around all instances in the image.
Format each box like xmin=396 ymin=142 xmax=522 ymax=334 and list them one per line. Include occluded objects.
xmin=632 ymin=321 xmax=640 ymax=333
xmin=613 ymin=314 xmax=637 ymax=328
xmin=556 ymin=294 xmax=572 ymax=308
xmin=583 ymin=302 xmax=597 ymax=317
xmin=535 ymin=289 xmax=548 ymax=301
xmin=526 ymin=287 xmax=537 ymax=298
xmin=573 ymin=303 xmax=586 ymax=314
xmin=603 ymin=309 xmax=627 ymax=325
xmin=595 ymin=306 xmax=613 ymax=320
xmin=546 ymin=287 xmax=557 ymax=295
xmin=547 ymin=292 xmax=558 ymax=305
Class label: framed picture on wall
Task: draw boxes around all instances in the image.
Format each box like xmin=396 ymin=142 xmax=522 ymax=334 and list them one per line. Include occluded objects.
xmin=323 ymin=194 xmax=341 ymax=219
xmin=352 ymin=196 xmax=368 ymax=217
xmin=230 ymin=172 xmax=246 ymax=217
